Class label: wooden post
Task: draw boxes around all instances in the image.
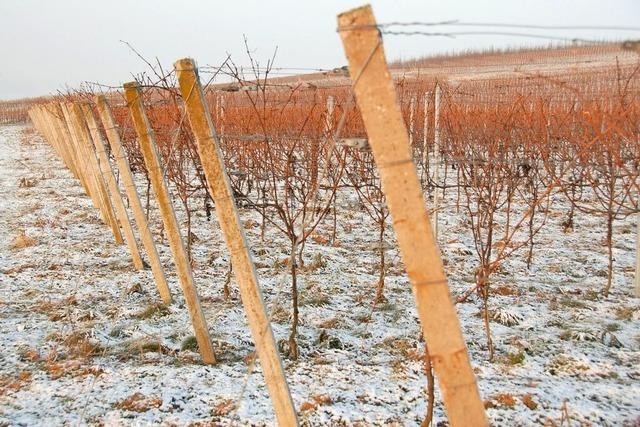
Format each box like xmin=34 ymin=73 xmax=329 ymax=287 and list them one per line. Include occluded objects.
xmin=95 ymin=95 xmax=172 ymax=304
xmin=34 ymin=107 xmax=58 ymax=154
xmin=636 ymin=214 xmax=640 ymax=297
xmin=67 ymin=102 xmax=124 ymax=244
xmin=61 ymin=102 xmax=117 ymax=233
xmin=409 ymin=94 xmax=416 ymax=148
xmin=433 ymin=84 xmax=442 ymax=239
xmin=61 ymin=102 xmax=106 ymax=217
xmin=49 ymin=103 xmax=83 ymax=183
xmin=43 ymin=104 xmax=79 ymax=178
xmin=54 ymin=102 xmax=91 ymax=192
xmin=123 ymin=82 xmax=216 ymax=364
xmin=337 ymin=6 xmax=487 ymax=426
xmin=218 ymin=95 xmax=225 ymax=144
xmin=81 ymin=103 xmax=145 ymax=270
xmin=175 ymin=58 xmax=299 ymax=427
xmin=60 ymin=102 xmax=109 ymax=227
xmin=422 ymin=91 xmax=430 ymax=175
xmin=325 ymin=95 xmax=335 ymax=136
xmin=40 ymin=107 xmax=64 ymax=159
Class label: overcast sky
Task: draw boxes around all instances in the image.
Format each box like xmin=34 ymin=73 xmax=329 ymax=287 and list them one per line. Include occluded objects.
xmin=1 ymin=0 xmax=639 ymax=100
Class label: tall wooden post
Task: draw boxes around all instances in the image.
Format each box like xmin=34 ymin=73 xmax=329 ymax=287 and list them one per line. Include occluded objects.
xmin=81 ymin=103 xmax=145 ymax=270
xmin=325 ymin=95 xmax=335 ymax=136
xmin=61 ymin=102 xmax=108 ymax=226
xmin=218 ymin=95 xmax=225 ymax=144
xmin=175 ymin=58 xmax=299 ymax=427
xmin=636 ymin=214 xmax=640 ymax=297
xmin=409 ymin=95 xmax=416 ymax=148
xmin=123 ymin=82 xmax=216 ymax=364
xmin=43 ymin=104 xmax=79 ymax=179
xmin=52 ymin=103 xmax=86 ymax=186
xmin=34 ymin=107 xmax=61 ymax=158
xmin=95 ymin=95 xmax=172 ymax=304
xmin=433 ymin=84 xmax=442 ymax=239
xmin=69 ymin=102 xmax=124 ymax=244
xmin=62 ymin=102 xmax=122 ymax=242
xmin=422 ymin=91 xmax=431 ymax=176
xmin=337 ymin=5 xmax=487 ymax=426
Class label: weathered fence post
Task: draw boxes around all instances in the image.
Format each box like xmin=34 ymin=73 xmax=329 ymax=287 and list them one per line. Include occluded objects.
xmin=215 ymin=94 xmax=226 ymax=145
xmin=95 ymin=95 xmax=172 ymax=304
xmin=325 ymin=95 xmax=335 ymax=137
xmin=636 ymin=214 xmax=640 ymax=297
xmin=69 ymin=102 xmax=124 ymax=244
xmin=337 ymin=5 xmax=487 ymax=426
xmin=62 ymin=102 xmax=124 ymax=244
xmin=409 ymin=94 xmax=416 ymax=148
xmin=34 ymin=107 xmax=60 ymax=158
xmin=422 ymin=91 xmax=430 ymax=179
xmin=433 ymin=83 xmax=442 ymax=239
xmin=43 ymin=104 xmax=79 ymax=179
xmin=61 ymin=102 xmax=109 ymax=227
xmin=81 ymin=103 xmax=145 ymax=270
xmin=175 ymin=57 xmax=299 ymax=427
xmin=123 ymin=82 xmax=216 ymax=364
xmin=51 ymin=103 xmax=85 ymax=185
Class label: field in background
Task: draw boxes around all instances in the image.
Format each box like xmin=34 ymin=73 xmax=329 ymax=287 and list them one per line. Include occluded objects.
xmin=1 ymin=42 xmax=640 ymax=425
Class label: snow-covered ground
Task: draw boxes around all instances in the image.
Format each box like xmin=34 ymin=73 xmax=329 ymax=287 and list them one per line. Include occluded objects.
xmin=0 ymin=124 xmax=639 ymax=426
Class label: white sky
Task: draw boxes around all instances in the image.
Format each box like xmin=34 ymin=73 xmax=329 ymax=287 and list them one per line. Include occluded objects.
xmin=1 ymin=0 xmax=639 ymax=100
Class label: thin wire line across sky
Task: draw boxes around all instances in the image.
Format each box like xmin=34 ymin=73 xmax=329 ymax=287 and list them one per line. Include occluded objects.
xmin=380 ymin=30 xmax=601 ymax=43
xmin=376 ymin=21 xmax=640 ymax=32
xmin=337 ymin=21 xmax=640 ymax=45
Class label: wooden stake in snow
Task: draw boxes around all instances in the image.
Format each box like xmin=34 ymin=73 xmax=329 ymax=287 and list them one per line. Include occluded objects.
xmin=337 ymin=5 xmax=487 ymax=426
xmin=175 ymin=57 xmax=299 ymax=427
xmin=409 ymin=95 xmax=416 ymax=148
xmin=123 ymin=82 xmax=216 ymax=364
xmin=325 ymin=95 xmax=335 ymax=137
xmin=95 ymin=95 xmax=172 ymax=304
xmin=71 ymin=102 xmax=124 ymax=244
xmin=50 ymin=103 xmax=86 ymax=185
xmin=63 ymin=102 xmax=124 ymax=245
xmin=422 ymin=92 xmax=431 ymax=177
xmin=43 ymin=104 xmax=79 ymax=179
xmin=433 ymin=84 xmax=442 ymax=239
xmin=59 ymin=103 xmax=99 ymax=207
xmin=636 ymin=214 xmax=640 ymax=297
xmin=81 ymin=103 xmax=145 ymax=270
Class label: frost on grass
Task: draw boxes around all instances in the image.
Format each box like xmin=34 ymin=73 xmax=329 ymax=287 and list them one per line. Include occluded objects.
xmin=0 ymin=125 xmax=639 ymax=426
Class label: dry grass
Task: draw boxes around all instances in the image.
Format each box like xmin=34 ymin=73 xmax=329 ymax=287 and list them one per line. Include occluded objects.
xmin=33 ymin=295 xmax=77 ymax=321
xmin=18 ymin=202 xmax=43 ymax=217
xmin=522 ymin=394 xmax=538 ymax=410
xmin=615 ymin=306 xmax=637 ymax=321
xmin=116 ymin=339 xmax=173 ymax=361
xmin=18 ymin=177 xmax=38 ymax=188
xmin=134 ymin=303 xmax=171 ymax=319
xmin=0 ymin=371 xmax=32 ymax=395
xmin=2 ymin=262 xmax=38 ymax=275
xmin=317 ymin=317 xmax=342 ymax=329
xmin=180 ymin=336 xmax=198 ymax=352
xmin=10 ymin=230 xmax=37 ymax=250
xmin=299 ymin=280 xmax=331 ymax=307
xmin=299 ymin=253 xmax=327 ymax=273
xmin=211 ymin=398 xmax=236 ymax=416
xmin=32 ymin=218 xmax=48 ymax=228
xmin=44 ymin=360 xmax=104 ymax=379
xmin=484 ymin=393 xmax=517 ymax=409
xmin=300 ymin=394 xmax=333 ymax=413
xmin=48 ymin=329 xmax=105 ymax=359
xmin=114 ymin=392 xmax=163 ymax=413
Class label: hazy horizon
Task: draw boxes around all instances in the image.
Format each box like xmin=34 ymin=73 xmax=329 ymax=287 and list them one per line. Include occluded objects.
xmin=1 ymin=0 xmax=639 ymax=100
